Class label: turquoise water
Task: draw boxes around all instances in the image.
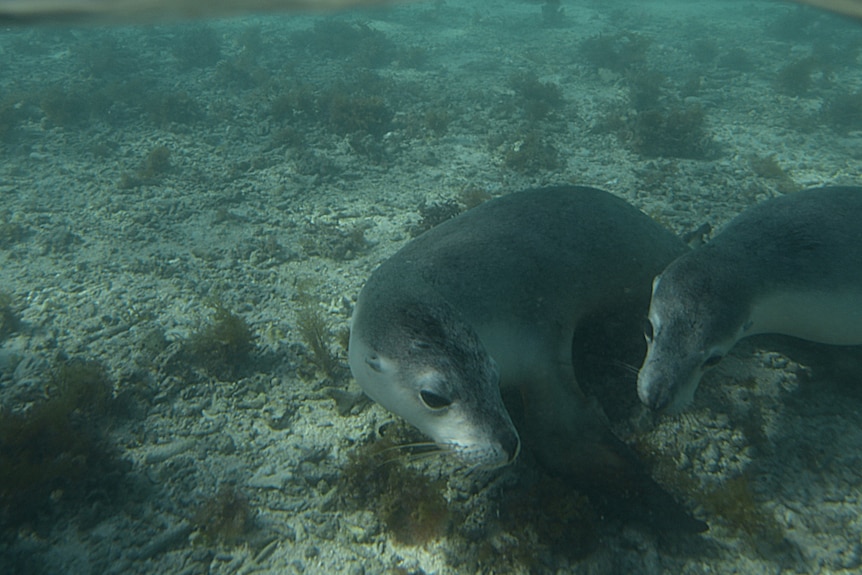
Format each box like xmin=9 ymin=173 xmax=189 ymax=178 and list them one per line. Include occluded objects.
xmin=0 ymin=1 xmax=861 ymax=573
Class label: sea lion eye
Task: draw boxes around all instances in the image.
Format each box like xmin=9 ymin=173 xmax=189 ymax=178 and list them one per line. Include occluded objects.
xmin=643 ymin=319 xmax=654 ymax=342
xmin=420 ymin=390 xmax=452 ymax=409
xmin=703 ymin=354 xmax=723 ymax=368
xmin=365 ymin=355 xmax=383 ymax=372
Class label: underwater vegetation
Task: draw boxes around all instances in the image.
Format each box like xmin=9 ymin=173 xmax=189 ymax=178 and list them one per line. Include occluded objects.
xmin=172 ymin=25 xmax=223 ymax=70
xmin=541 ymin=0 xmax=566 ymax=28
xmin=337 ymin=437 xmax=451 ymax=546
xmin=591 ymin=61 xmax=715 ymax=160
xmin=422 ymin=106 xmax=451 ymax=137
xmin=508 ymin=71 xmax=565 ymax=121
xmin=0 ymin=357 xmax=127 ymax=531
xmin=630 ymin=104 xmax=713 ymax=159
xmin=503 ymin=130 xmax=562 ymax=173
xmin=774 ymin=56 xmax=821 ymax=97
xmin=626 ymin=69 xmax=667 ymax=112
xmin=301 ymin=219 xmax=372 ymax=261
xmin=146 ymin=91 xmax=204 ymax=128
xmin=580 ymin=31 xmax=651 ymax=72
xmin=187 ymin=302 xmax=255 ymax=379
xmin=700 ymin=473 xmax=792 ymax=558
xmin=0 ymin=211 xmax=29 ymax=249
xmin=295 ymin=300 xmax=341 ymax=380
xmin=192 ymin=485 xmax=256 ymax=546
xmin=823 ymin=90 xmax=862 ymax=133
xmin=410 ymin=198 xmax=463 ymax=237
xmin=39 ymin=84 xmax=93 ymax=128
xmin=717 ymin=47 xmax=754 ymax=72
xmin=749 ymin=154 xmax=801 ymax=194
xmin=487 ymin=474 xmax=599 ymax=567
xmin=121 ymin=145 xmax=174 ymax=189
xmin=293 ymin=20 xmax=396 ymax=69
xmin=328 ymin=93 xmax=393 ymax=138
xmin=0 ymin=291 xmax=19 ymax=342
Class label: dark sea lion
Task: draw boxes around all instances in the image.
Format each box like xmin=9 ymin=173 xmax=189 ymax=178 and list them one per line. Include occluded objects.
xmin=638 ymin=186 xmax=862 ymax=412
xmin=349 ymin=185 xmax=705 ymax=532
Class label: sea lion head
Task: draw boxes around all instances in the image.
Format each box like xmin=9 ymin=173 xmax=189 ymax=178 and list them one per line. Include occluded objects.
xmin=349 ymin=294 xmax=520 ymax=469
xmin=637 ymin=262 xmax=748 ymax=412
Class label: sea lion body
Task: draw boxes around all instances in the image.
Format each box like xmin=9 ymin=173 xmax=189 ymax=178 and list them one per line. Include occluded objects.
xmin=349 ymin=185 xmax=702 ymax=530
xmin=638 ymin=186 xmax=862 ymax=412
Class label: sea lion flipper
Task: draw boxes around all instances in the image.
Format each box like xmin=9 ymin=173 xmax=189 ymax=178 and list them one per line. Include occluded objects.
xmin=518 ymin=374 xmax=706 ymax=533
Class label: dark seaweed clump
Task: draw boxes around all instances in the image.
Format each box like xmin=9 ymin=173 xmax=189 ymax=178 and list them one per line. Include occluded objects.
xmin=0 ymin=291 xmax=19 ymax=341
xmin=503 ymin=130 xmax=562 ymax=173
xmin=823 ymin=91 xmax=862 ymax=133
xmin=630 ymin=104 xmax=713 ymax=159
xmin=301 ymin=220 xmax=372 ymax=261
xmin=337 ymin=438 xmax=451 ymax=546
xmin=173 ymin=26 xmax=223 ymax=70
xmin=508 ymin=71 xmax=565 ymax=121
xmin=484 ymin=475 xmax=599 ymax=568
xmin=410 ymin=198 xmax=463 ymax=237
xmin=0 ymin=358 xmax=127 ymax=531
xmin=296 ymin=302 xmax=341 ymax=380
xmin=39 ymin=85 xmax=93 ymax=128
xmin=749 ymin=154 xmax=801 ymax=194
xmin=293 ymin=20 xmax=396 ymax=68
xmin=580 ymin=31 xmax=651 ymax=72
xmin=192 ymin=485 xmax=256 ymax=546
xmin=121 ymin=145 xmax=174 ymax=189
xmin=774 ymin=57 xmax=820 ymax=97
xmin=187 ymin=303 xmax=255 ymax=379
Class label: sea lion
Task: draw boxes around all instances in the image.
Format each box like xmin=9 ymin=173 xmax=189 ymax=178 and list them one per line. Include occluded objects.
xmin=638 ymin=186 xmax=862 ymax=412
xmin=349 ymin=185 xmax=704 ymax=531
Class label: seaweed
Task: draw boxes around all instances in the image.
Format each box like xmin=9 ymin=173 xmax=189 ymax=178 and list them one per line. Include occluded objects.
xmin=503 ymin=131 xmax=562 ymax=173
xmin=626 ymin=69 xmax=666 ymax=112
xmin=749 ymin=154 xmax=801 ymax=193
xmin=192 ymin=485 xmax=256 ymax=545
xmin=187 ymin=303 xmax=254 ymax=379
xmin=580 ymin=31 xmax=651 ymax=72
xmin=717 ymin=47 xmax=754 ymax=72
xmin=690 ymin=38 xmax=718 ymax=64
xmin=173 ymin=26 xmax=222 ymax=70
xmin=296 ymin=303 xmax=341 ymax=380
xmin=0 ymin=95 xmax=27 ymax=143
xmin=146 ymin=91 xmax=203 ymax=127
xmin=541 ymin=0 xmax=566 ymax=28
xmin=0 ymin=215 xmax=28 ymax=249
xmin=457 ymin=186 xmax=492 ymax=210
xmin=423 ymin=106 xmax=451 ymax=136
xmin=775 ymin=57 xmax=820 ymax=97
xmin=139 ymin=145 xmax=172 ymax=180
xmin=631 ymin=104 xmax=714 ymax=159
xmin=494 ymin=475 xmax=599 ymax=564
xmin=337 ymin=439 xmax=451 ymax=546
xmin=0 ymin=292 xmax=18 ymax=342
xmin=301 ymin=220 xmax=371 ymax=260
xmin=0 ymin=357 xmax=126 ymax=530
xmin=410 ymin=199 xmax=463 ymax=237
xmin=293 ymin=20 xmax=395 ymax=68
xmin=700 ymin=474 xmax=786 ymax=551
xmin=39 ymin=85 xmax=92 ymax=128
xmin=328 ymin=93 xmax=393 ymax=137
xmin=508 ymin=71 xmax=564 ymax=120
xmin=823 ymin=91 xmax=862 ymax=133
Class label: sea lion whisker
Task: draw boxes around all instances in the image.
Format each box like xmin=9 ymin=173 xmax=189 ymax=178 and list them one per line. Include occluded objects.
xmin=612 ymin=359 xmax=641 ymax=377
